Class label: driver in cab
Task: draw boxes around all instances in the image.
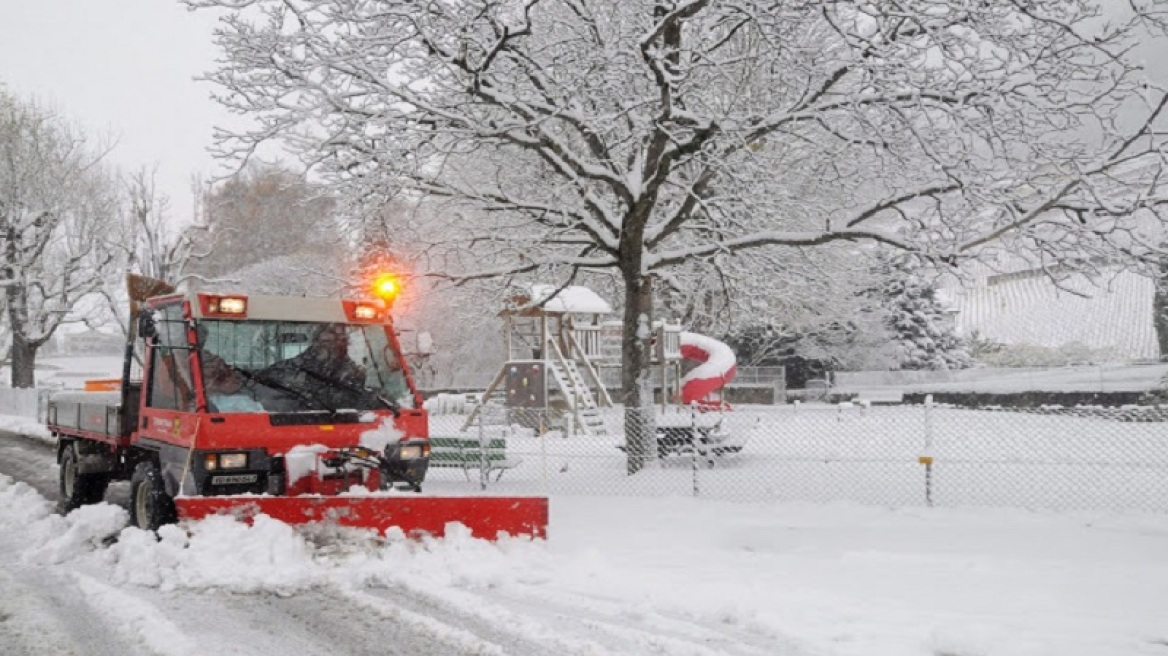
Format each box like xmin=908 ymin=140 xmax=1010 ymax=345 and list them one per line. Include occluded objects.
xmin=271 ymin=323 xmax=366 ymax=389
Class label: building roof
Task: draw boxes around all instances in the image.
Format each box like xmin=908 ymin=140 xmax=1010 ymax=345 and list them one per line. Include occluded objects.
xmin=511 ymin=284 xmax=613 ymax=315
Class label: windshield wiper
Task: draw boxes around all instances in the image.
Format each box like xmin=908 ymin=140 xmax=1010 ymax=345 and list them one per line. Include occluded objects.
xmin=236 ymin=367 xmax=337 ymax=414
xmin=284 ymin=363 xmax=401 ymax=417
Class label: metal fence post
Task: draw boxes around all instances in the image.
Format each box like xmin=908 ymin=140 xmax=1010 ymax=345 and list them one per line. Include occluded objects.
xmin=921 ymin=394 xmax=934 ymax=507
xmin=690 ymin=403 xmax=700 ymax=497
xmin=540 ymin=411 xmax=548 ymax=494
xmin=478 ymin=411 xmax=488 ymax=491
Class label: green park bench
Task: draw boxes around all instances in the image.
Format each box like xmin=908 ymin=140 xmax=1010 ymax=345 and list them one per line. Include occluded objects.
xmin=429 ymin=436 xmax=521 ymax=482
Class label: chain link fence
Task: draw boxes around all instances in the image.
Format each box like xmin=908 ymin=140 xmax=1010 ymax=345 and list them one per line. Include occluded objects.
xmin=424 ymin=401 xmax=1168 ymax=513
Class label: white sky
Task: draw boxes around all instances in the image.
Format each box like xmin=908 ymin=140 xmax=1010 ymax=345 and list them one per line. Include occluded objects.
xmin=0 ymin=1 xmax=1166 ymax=232
xmin=0 ymin=0 xmax=234 ymax=223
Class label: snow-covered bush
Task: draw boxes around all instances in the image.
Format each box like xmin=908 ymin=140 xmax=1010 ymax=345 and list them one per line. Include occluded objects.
xmin=423 ymin=393 xmax=475 ymax=415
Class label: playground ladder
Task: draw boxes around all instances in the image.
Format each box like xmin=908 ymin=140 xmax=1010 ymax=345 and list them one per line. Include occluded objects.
xmin=458 ymin=370 xmax=510 ymax=432
xmin=567 ymin=330 xmax=613 ymax=407
xmin=544 ymin=337 xmax=609 ymax=436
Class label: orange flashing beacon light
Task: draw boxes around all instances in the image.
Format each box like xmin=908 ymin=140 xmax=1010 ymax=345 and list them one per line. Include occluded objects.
xmin=371 ymin=273 xmax=401 ymax=303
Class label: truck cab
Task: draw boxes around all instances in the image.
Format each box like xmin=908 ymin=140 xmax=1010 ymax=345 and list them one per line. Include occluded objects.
xmin=49 ymin=291 xmax=431 ymax=530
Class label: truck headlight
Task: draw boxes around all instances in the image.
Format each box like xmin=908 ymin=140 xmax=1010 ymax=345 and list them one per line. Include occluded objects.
xmin=398 ymin=445 xmax=423 ymax=460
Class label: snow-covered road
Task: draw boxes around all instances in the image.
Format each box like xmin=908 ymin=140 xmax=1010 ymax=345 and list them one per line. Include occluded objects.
xmin=0 ymin=430 xmax=787 ymax=655
xmin=2 ymin=427 xmax=1167 ymax=656
xmin=0 ymin=429 xmax=56 ymax=498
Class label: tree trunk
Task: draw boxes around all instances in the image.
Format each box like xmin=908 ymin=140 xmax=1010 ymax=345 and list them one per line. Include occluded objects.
xmin=9 ymin=335 xmax=37 ymax=389
xmin=5 ymin=269 xmax=40 ymax=388
xmin=1155 ymin=266 xmax=1168 ymax=361
xmin=621 ymin=272 xmax=656 ymax=474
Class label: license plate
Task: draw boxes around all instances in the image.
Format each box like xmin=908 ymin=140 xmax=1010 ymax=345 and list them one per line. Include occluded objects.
xmin=211 ymin=474 xmax=258 ymax=485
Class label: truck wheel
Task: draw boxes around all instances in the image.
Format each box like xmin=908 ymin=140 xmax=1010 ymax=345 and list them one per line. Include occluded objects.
xmin=130 ymin=461 xmax=176 ymax=531
xmin=58 ymin=444 xmax=109 ymax=512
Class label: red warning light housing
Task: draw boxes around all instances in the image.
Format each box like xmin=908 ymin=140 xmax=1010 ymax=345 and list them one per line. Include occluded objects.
xmin=342 ymin=299 xmax=386 ymax=323
xmin=198 ymin=294 xmax=249 ymax=318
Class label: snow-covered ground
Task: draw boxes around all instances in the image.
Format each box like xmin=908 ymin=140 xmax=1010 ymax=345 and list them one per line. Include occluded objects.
xmin=426 ymin=404 xmax=1168 ymax=513
xmin=4 ymin=353 xmax=1167 ymax=654
xmin=836 ymin=362 xmax=1168 ymax=394
xmin=0 ymin=354 xmax=125 ymax=390
xmin=2 ymin=467 xmax=1166 ymax=656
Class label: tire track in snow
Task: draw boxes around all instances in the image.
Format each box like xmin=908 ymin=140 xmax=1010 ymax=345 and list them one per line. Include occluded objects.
xmin=0 ymin=429 xmax=58 ymax=499
xmin=73 ymin=574 xmax=198 ymax=656
xmin=484 ymin=584 xmax=801 ymax=656
xmin=0 ymin=565 xmax=150 ymax=656
xmin=0 ymin=430 xmax=130 ymax=515
xmin=0 ymin=498 xmax=149 ymax=656
xmin=83 ymin=583 xmax=503 ymax=656
xmin=342 ymin=579 xmax=812 ymax=656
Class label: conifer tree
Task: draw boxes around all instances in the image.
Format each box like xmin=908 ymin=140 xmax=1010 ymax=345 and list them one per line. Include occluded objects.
xmin=878 ymin=255 xmax=971 ymax=371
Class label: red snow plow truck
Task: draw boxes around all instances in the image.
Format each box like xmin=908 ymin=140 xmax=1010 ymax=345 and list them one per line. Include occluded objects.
xmin=46 ymin=276 xmax=547 ymax=540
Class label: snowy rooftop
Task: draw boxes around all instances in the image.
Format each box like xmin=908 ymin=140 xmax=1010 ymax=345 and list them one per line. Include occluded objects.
xmin=516 ymin=284 xmax=613 ymax=315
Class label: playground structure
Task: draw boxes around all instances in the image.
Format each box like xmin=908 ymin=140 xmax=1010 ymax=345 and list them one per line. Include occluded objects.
xmin=461 ymin=285 xmax=748 ymax=458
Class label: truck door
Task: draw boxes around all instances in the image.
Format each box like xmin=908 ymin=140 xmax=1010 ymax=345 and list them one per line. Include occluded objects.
xmin=145 ymin=303 xmax=197 ymax=413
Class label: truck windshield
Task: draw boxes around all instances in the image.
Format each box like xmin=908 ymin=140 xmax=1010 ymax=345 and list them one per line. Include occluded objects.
xmin=196 ymin=320 xmax=415 ymax=414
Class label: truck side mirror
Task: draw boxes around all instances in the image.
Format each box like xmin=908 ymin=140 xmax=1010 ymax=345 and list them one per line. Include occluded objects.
xmin=138 ymin=314 xmax=157 ymax=339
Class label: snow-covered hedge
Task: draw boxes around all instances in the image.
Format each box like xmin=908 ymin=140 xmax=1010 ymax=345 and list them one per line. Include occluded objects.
xmin=423 ymin=393 xmax=478 ymax=415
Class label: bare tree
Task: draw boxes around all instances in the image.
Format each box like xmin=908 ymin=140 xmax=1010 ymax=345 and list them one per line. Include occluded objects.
xmin=0 ymin=91 xmax=121 ymax=387
xmin=185 ymin=162 xmax=343 ymax=281
xmin=93 ymin=165 xmax=205 ymax=342
xmin=122 ymin=165 xmax=198 ymax=283
xmin=190 ymin=0 xmax=1168 ymax=471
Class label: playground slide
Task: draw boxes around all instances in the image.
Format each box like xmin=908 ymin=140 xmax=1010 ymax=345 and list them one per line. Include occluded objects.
xmin=679 ymin=332 xmax=737 ymax=409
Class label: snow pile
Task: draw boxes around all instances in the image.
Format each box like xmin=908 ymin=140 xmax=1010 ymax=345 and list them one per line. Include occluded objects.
xmin=358 ymin=416 xmax=404 ymax=451
xmin=344 ymin=522 xmax=548 ymax=591
xmin=32 ymin=504 xmax=129 ymax=565
xmin=0 ymin=473 xmax=540 ymax=597
xmin=0 ymin=477 xmax=127 ymax=565
xmin=0 ymin=413 xmax=52 ymax=443
xmin=423 ymin=392 xmax=474 ymax=415
xmin=0 ymin=474 xmax=56 ymax=526
xmin=283 ymin=444 xmax=333 ymax=486
xmin=109 ymin=515 xmax=321 ymax=593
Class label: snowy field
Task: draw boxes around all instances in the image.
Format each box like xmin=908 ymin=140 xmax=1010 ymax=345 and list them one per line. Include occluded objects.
xmin=427 ymin=404 xmax=1168 ymax=513
xmin=835 ymin=362 xmax=1168 ymax=394
xmin=0 ymin=354 xmax=125 ymax=390
xmin=2 ymin=470 xmax=1168 ymax=656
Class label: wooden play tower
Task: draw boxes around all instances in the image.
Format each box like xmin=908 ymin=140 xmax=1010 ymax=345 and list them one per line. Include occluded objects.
xmin=461 ymin=285 xmax=685 ymax=437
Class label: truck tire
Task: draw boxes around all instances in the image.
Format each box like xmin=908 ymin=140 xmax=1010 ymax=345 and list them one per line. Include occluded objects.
xmin=130 ymin=461 xmax=176 ymax=531
xmin=58 ymin=443 xmax=109 ymax=512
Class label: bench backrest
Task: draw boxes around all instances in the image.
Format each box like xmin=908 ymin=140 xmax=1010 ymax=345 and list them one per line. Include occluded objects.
xmin=430 ymin=437 xmax=510 ymax=464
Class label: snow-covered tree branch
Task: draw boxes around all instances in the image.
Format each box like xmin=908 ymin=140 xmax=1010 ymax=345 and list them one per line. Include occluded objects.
xmin=189 ymin=0 xmax=1168 ymax=471
xmin=0 ymin=90 xmax=123 ymax=387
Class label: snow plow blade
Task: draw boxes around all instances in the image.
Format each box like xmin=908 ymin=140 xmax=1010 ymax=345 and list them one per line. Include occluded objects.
xmin=174 ymin=496 xmax=549 ymax=540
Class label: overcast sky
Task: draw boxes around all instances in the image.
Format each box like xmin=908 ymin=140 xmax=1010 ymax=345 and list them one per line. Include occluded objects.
xmin=0 ymin=0 xmax=233 ymax=224
xmin=2 ymin=1 xmax=1167 ymax=232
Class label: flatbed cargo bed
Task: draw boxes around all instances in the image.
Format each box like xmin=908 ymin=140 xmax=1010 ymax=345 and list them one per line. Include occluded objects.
xmin=47 ymin=391 xmax=126 ymax=440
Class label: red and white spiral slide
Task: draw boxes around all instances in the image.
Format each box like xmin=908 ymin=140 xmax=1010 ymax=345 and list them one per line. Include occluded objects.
xmin=679 ymin=331 xmax=737 ymax=410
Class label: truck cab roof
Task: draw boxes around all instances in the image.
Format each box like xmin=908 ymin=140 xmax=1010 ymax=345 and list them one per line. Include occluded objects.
xmin=149 ymin=291 xmax=390 ymax=325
